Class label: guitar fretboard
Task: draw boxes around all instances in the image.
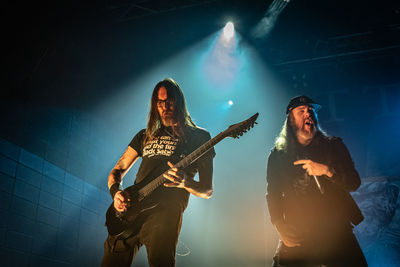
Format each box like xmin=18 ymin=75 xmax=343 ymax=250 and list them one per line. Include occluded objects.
xmin=137 ymin=132 xmax=225 ymax=200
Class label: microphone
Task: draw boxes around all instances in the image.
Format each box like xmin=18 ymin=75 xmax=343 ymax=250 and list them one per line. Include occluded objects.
xmin=313 ymin=175 xmax=324 ymax=194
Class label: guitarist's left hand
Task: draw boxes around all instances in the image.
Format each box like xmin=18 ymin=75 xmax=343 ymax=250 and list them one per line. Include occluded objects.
xmin=163 ymin=161 xmax=188 ymax=189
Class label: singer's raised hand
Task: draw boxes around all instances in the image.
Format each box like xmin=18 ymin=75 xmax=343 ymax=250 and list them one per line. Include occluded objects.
xmin=294 ymin=159 xmax=334 ymax=178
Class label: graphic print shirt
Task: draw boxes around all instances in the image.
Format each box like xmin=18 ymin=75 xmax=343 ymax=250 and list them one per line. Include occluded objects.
xmin=129 ymin=126 xmax=215 ymax=209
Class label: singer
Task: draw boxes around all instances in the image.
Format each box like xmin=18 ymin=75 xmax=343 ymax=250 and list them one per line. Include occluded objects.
xmin=266 ymin=96 xmax=367 ymax=266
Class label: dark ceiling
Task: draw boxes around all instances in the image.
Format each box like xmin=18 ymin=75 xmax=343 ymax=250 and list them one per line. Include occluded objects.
xmin=3 ymin=0 xmax=400 ymax=107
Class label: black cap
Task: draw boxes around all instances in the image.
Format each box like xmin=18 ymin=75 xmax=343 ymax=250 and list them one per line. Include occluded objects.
xmin=286 ymin=95 xmax=321 ymax=114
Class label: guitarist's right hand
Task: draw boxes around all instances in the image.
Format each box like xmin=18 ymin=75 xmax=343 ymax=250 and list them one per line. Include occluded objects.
xmin=113 ymin=190 xmax=131 ymax=212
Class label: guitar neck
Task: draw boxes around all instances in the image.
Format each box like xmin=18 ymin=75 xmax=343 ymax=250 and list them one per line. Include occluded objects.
xmin=137 ymin=132 xmax=225 ymax=199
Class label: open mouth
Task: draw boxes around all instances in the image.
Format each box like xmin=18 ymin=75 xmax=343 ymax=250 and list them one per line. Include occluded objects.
xmin=304 ymin=119 xmax=314 ymax=127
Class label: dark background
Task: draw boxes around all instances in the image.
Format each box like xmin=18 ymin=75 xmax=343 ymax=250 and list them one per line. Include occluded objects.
xmin=1 ymin=0 xmax=399 ymax=266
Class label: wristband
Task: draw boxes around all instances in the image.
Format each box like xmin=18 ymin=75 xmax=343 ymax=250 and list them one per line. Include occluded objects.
xmin=109 ymin=183 xmax=122 ymax=200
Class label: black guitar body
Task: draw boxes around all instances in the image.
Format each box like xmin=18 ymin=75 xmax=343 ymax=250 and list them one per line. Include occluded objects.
xmin=105 ymin=184 xmax=158 ymax=238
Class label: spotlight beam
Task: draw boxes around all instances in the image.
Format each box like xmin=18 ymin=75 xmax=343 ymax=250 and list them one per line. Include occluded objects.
xmin=251 ymin=0 xmax=290 ymax=39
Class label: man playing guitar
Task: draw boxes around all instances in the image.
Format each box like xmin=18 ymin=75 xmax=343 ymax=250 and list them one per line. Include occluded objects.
xmin=102 ymin=78 xmax=215 ymax=267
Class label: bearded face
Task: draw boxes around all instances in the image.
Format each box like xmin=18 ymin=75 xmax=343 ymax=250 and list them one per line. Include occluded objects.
xmin=156 ymin=86 xmax=176 ymax=127
xmin=289 ymin=105 xmax=317 ymax=145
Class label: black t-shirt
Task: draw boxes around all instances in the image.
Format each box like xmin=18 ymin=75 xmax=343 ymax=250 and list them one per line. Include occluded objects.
xmin=129 ymin=126 xmax=215 ymax=210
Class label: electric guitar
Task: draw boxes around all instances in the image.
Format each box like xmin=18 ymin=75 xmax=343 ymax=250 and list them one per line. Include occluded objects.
xmin=105 ymin=113 xmax=259 ymax=239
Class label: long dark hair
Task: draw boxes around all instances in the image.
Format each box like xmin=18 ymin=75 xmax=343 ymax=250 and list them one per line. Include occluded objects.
xmin=275 ymin=110 xmax=326 ymax=152
xmin=144 ymin=78 xmax=196 ymax=143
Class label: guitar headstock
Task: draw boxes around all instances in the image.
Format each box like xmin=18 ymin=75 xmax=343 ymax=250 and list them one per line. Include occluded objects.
xmin=224 ymin=113 xmax=259 ymax=139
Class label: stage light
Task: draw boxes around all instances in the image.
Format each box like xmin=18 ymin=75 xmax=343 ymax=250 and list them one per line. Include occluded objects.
xmin=228 ymin=100 xmax=233 ymax=106
xmin=201 ymin=21 xmax=240 ymax=89
xmin=252 ymin=0 xmax=290 ymax=38
xmin=223 ymin=22 xmax=234 ymax=40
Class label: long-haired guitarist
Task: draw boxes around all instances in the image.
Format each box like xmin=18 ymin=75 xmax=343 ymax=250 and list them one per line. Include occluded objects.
xmin=102 ymin=78 xmax=215 ymax=267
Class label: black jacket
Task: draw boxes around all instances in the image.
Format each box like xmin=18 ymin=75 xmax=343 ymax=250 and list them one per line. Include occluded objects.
xmin=266 ymin=133 xmax=363 ymax=240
